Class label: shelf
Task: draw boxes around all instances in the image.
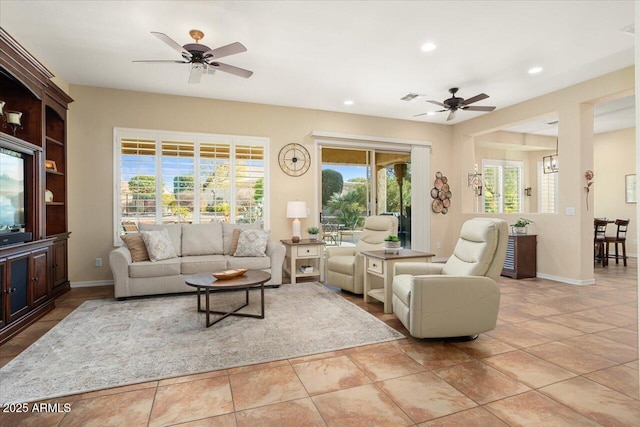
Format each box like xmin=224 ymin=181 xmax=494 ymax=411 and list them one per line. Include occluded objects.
xmin=296 ymin=270 xmax=320 ymax=277
xmin=46 ymin=202 xmax=65 ymax=206
xmin=45 ymin=136 xmax=64 ymax=146
xmin=46 ymin=169 xmax=64 ymax=176
xmin=366 ymin=288 xmax=385 ymax=303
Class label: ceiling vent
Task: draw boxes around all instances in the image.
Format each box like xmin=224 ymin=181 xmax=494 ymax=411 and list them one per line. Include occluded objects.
xmin=401 ymin=93 xmax=420 ymax=101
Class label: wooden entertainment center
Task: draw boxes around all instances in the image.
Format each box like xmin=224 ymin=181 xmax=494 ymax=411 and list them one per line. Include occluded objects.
xmin=0 ymin=29 xmax=73 ymax=344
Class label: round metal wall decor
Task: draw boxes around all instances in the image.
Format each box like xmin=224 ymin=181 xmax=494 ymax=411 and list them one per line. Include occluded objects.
xmin=278 ymin=143 xmax=310 ymax=177
xmin=431 ymin=171 xmax=451 ymax=214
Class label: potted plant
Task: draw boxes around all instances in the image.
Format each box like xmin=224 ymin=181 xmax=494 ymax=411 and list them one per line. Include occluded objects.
xmin=307 ymin=226 xmax=319 ymax=240
xmin=384 ymin=235 xmax=401 ymax=253
xmin=511 ymin=218 xmax=533 ymax=234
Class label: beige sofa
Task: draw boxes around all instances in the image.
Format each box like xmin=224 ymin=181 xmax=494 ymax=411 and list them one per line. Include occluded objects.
xmin=109 ymin=222 xmax=285 ymax=299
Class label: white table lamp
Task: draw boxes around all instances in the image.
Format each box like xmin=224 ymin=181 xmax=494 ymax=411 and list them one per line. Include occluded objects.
xmin=286 ymin=201 xmax=308 ymax=240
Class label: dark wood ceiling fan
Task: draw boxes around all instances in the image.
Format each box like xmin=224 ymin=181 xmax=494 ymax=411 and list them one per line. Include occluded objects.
xmin=411 ymin=88 xmax=496 ymax=121
xmin=133 ymin=30 xmax=253 ymax=84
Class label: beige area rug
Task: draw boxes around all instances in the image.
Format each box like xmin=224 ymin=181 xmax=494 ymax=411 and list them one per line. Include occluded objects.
xmin=0 ymin=282 xmax=404 ymax=404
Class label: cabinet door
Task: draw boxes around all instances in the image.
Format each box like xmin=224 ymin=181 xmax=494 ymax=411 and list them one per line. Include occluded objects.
xmin=52 ymin=239 xmax=68 ymax=288
xmin=7 ymin=255 xmax=30 ymax=323
xmin=31 ymin=249 xmax=49 ymax=306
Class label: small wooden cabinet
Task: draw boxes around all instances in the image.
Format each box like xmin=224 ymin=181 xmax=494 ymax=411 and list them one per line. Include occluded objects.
xmin=501 ymin=234 xmax=537 ymax=279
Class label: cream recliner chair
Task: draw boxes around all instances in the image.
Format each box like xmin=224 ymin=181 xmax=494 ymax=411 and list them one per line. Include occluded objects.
xmin=325 ymin=215 xmax=398 ymax=294
xmin=392 ymin=218 xmax=508 ymax=340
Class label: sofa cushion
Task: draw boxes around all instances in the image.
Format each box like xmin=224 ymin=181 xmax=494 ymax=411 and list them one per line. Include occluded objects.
xmin=234 ymin=229 xmax=269 ymax=257
xmin=222 ymin=222 xmax=262 ymax=255
xmin=139 ymin=223 xmax=182 ymax=256
xmin=141 ymin=229 xmax=178 ymax=262
xmin=229 ymin=229 xmax=241 ymax=255
xmin=225 ymin=255 xmax=271 ymax=270
xmin=181 ymin=223 xmax=223 ymax=255
xmin=180 ymin=255 xmax=228 ymax=274
xmin=129 ymin=257 xmax=181 ymax=278
xmin=120 ymin=233 xmax=150 ymax=262
xmin=327 ymin=255 xmax=355 ymax=276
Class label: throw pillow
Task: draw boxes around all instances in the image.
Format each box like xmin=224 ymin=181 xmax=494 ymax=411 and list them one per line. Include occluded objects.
xmin=234 ymin=229 xmax=269 ymax=257
xmin=229 ymin=228 xmax=242 ymax=255
xmin=120 ymin=233 xmax=150 ymax=262
xmin=141 ymin=229 xmax=178 ymax=262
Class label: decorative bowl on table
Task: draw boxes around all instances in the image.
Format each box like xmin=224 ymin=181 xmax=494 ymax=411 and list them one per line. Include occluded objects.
xmin=212 ymin=268 xmax=248 ymax=280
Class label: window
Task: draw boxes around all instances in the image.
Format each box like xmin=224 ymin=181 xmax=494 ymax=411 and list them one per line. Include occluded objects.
xmin=482 ymin=160 xmax=523 ymax=213
xmin=537 ymin=161 xmax=558 ymax=213
xmin=115 ymin=129 xmax=268 ymax=243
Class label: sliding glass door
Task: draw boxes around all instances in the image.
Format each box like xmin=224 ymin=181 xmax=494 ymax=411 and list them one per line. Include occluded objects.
xmin=320 ymin=147 xmax=411 ymax=246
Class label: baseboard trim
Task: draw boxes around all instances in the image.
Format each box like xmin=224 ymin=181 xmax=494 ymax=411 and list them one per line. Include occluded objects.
xmin=71 ymin=280 xmax=114 ymax=288
xmin=535 ymin=273 xmax=595 ymax=286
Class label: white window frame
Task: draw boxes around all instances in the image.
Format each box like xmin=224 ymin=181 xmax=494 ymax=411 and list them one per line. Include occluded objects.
xmin=481 ymin=159 xmax=524 ymax=214
xmin=537 ymin=160 xmax=558 ymax=213
xmin=113 ymin=128 xmax=269 ymax=245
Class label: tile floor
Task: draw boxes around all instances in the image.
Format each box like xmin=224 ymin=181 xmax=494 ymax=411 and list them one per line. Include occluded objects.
xmin=1 ymin=261 xmax=639 ymax=426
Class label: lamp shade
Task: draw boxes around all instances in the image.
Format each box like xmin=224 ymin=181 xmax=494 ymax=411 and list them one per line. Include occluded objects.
xmin=286 ymin=201 xmax=308 ymax=218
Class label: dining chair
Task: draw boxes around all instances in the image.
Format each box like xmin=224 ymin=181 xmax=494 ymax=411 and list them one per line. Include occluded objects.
xmin=605 ymin=219 xmax=630 ymax=266
xmin=593 ymin=219 xmax=609 ymax=266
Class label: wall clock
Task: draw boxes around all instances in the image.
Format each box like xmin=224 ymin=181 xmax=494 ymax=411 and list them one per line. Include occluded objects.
xmin=278 ymin=143 xmax=310 ymax=177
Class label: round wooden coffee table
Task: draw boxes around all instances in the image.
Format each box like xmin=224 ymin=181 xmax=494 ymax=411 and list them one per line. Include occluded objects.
xmin=184 ymin=270 xmax=271 ymax=327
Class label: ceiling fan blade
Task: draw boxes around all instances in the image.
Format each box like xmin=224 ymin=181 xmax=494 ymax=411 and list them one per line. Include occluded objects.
xmin=461 ymin=93 xmax=489 ymax=106
xmin=151 ymin=32 xmax=192 ymax=58
xmin=446 ymin=110 xmax=457 ymax=121
xmin=132 ymin=60 xmax=189 ymax=63
xmin=426 ymin=100 xmax=445 ymax=107
xmin=188 ymin=64 xmax=204 ymax=84
xmin=207 ymin=62 xmax=253 ymax=78
xmin=203 ymin=42 xmax=247 ymax=60
xmin=463 ymin=105 xmax=496 ymax=112
xmin=413 ymin=112 xmax=428 ymax=117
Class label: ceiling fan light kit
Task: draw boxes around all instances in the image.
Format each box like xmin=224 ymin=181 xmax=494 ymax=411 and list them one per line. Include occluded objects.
xmin=134 ymin=30 xmax=253 ymax=83
xmin=414 ymin=87 xmax=496 ymax=121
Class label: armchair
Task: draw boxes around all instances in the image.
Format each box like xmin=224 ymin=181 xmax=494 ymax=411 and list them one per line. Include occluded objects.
xmin=392 ymin=218 xmax=508 ymax=340
xmin=325 ymin=215 xmax=398 ymax=294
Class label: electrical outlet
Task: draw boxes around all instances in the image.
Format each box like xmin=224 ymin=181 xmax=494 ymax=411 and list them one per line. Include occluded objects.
xmin=436 ymin=242 xmax=441 ymax=249
xmin=95 ymin=257 xmax=102 ymax=267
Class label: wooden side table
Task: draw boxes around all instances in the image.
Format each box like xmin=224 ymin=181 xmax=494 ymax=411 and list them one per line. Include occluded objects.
xmin=361 ymin=249 xmax=434 ymax=313
xmin=280 ymin=239 xmax=325 ymax=284
xmin=501 ymin=234 xmax=537 ymax=279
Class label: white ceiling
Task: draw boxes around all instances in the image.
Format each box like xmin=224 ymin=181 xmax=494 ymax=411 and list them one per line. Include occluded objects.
xmin=0 ymin=1 xmax=636 ymax=126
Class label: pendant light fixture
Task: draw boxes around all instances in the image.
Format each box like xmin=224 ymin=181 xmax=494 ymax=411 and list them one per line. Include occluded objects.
xmin=543 ymin=139 xmax=559 ymax=174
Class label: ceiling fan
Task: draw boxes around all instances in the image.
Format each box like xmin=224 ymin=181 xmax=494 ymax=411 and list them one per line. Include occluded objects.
xmin=410 ymin=88 xmax=496 ymax=121
xmin=133 ymin=30 xmax=253 ymax=84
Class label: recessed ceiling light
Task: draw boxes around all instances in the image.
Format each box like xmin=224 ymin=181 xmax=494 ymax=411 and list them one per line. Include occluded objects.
xmin=427 ymin=111 xmax=436 ymax=116
xmin=528 ymin=66 xmax=543 ymax=74
xmin=344 ymin=100 xmax=354 ymax=105
xmin=421 ymin=42 xmax=436 ymax=52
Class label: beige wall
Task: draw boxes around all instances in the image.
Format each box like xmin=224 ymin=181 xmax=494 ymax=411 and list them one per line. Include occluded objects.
xmin=594 ymin=127 xmax=637 ymax=256
xmin=67 ymin=85 xmax=452 ymax=283
xmin=453 ymin=66 xmax=635 ymax=284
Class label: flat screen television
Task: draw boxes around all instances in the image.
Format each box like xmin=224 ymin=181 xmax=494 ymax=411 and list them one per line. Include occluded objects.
xmin=0 ymin=147 xmax=26 ymax=233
